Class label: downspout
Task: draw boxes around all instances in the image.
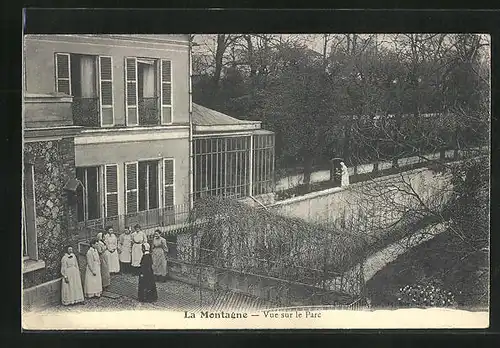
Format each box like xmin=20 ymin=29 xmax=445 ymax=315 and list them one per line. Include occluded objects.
xmin=188 ymin=35 xmax=194 ymax=210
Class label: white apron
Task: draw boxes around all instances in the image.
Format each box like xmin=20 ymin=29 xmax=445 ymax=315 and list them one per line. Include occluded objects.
xmin=131 ymin=231 xmax=146 ymax=267
xmin=105 ymin=233 xmax=120 ymax=273
xmin=84 ymin=247 xmax=102 ymax=298
xmin=60 ymin=253 xmax=84 ymax=305
xmin=118 ymin=233 xmax=133 ymax=263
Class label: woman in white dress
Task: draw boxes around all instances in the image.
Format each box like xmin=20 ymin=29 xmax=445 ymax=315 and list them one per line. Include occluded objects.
xmin=118 ymin=226 xmax=133 ymax=274
xmin=84 ymin=239 xmax=102 ymax=298
xmin=131 ymin=224 xmax=147 ymax=275
xmin=340 ymin=161 xmax=350 ymax=187
xmin=104 ymin=226 xmax=120 ymax=274
xmin=60 ymin=246 xmax=84 ymax=305
xmin=151 ymin=229 xmax=169 ymax=282
xmin=96 ymin=232 xmax=111 ymax=289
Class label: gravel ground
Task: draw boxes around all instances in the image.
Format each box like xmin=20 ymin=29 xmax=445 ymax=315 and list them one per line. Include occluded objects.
xmin=27 ymin=273 xmax=270 ymax=314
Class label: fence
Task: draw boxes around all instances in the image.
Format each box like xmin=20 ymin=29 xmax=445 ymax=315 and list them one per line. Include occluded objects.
xmin=76 ymin=202 xmax=191 ymax=242
xmin=275 ymin=146 xmax=488 ymax=197
xmin=166 ymin=240 xmax=364 ymax=307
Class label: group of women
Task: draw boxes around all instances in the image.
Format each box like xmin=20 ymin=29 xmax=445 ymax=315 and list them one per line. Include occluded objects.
xmin=60 ymin=226 xmax=169 ymax=306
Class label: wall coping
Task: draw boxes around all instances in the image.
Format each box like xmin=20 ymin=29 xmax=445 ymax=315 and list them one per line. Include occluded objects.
xmin=24 ymin=93 xmax=73 ymax=103
xmin=270 ymin=166 xmax=434 ymax=207
xmin=22 ymin=259 xmax=46 ymax=274
xmin=24 ymin=125 xmax=83 ymax=139
xmin=23 ymin=277 xmax=62 ymax=293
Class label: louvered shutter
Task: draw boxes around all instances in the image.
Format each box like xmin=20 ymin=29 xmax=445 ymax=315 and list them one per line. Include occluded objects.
xmin=125 ymin=162 xmax=138 ymax=214
xmin=160 ymin=60 xmax=172 ymax=124
xmin=125 ymin=57 xmax=138 ymax=126
xmin=99 ymin=56 xmax=114 ymax=126
xmin=105 ymin=164 xmax=118 ymax=217
xmin=55 ymin=53 xmax=71 ymax=95
xmin=163 ymin=159 xmax=174 ymax=207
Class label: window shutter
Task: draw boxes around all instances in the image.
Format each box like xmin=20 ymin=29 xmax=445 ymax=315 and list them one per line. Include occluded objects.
xmin=160 ymin=60 xmax=172 ymax=124
xmin=125 ymin=162 xmax=138 ymax=214
xmin=55 ymin=53 xmax=71 ymax=95
xmin=125 ymin=57 xmax=138 ymax=126
xmin=105 ymin=164 xmax=118 ymax=217
xmin=163 ymin=159 xmax=174 ymax=207
xmin=99 ymin=56 xmax=114 ymax=126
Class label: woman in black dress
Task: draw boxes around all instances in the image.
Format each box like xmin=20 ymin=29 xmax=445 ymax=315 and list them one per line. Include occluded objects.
xmin=138 ymin=243 xmax=158 ymax=303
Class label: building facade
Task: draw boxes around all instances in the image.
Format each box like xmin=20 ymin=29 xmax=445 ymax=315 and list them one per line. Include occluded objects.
xmin=22 ymin=34 xmax=275 ymax=305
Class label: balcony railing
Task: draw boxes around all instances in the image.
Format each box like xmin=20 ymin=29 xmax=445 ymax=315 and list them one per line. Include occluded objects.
xmin=138 ymin=97 xmax=160 ymax=125
xmin=76 ymin=203 xmax=191 ymax=241
xmin=125 ymin=203 xmax=191 ymax=230
xmin=72 ymin=97 xmax=100 ymax=127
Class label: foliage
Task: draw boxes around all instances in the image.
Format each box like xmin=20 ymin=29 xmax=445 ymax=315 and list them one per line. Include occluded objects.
xmin=397 ymin=283 xmax=456 ymax=308
xmin=188 ymin=196 xmax=369 ymax=287
xmin=192 ymin=34 xmax=490 ymax=176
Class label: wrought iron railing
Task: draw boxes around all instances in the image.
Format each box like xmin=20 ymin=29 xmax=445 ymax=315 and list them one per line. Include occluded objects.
xmin=76 ymin=203 xmax=191 ymax=242
xmin=125 ymin=203 xmax=191 ymax=230
xmin=138 ymin=97 xmax=160 ymax=125
xmin=72 ymin=97 xmax=100 ymax=127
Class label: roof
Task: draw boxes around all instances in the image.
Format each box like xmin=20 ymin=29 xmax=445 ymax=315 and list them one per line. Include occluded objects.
xmin=192 ymin=103 xmax=262 ymax=133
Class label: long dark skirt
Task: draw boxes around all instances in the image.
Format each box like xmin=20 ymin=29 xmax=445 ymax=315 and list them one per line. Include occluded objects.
xmin=138 ymin=253 xmax=158 ymax=303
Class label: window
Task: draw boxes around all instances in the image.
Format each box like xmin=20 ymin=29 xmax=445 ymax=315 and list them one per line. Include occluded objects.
xmin=55 ymin=53 xmax=114 ymax=127
xmin=193 ymin=136 xmax=251 ymax=200
xmin=252 ymin=133 xmax=275 ymax=195
xmin=23 ymin=163 xmax=37 ymax=260
xmin=105 ymin=164 xmax=118 ymax=217
xmin=138 ymin=160 xmax=160 ymax=211
xmin=76 ymin=166 xmax=101 ymax=222
xmin=125 ymin=57 xmax=172 ymax=126
xmin=125 ymin=159 xmax=174 ymax=215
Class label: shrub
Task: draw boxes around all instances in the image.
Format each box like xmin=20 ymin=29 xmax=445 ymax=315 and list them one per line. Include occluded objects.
xmin=397 ymin=283 xmax=456 ymax=308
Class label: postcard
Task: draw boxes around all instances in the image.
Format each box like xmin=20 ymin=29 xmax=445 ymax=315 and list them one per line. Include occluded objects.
xmin=22 ymin=32 xmax=490 ymax=330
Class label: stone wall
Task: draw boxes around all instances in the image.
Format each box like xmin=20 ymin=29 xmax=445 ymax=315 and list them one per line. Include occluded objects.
xmin=269 ymin=167 xmax=453 ymax=243
xmin=168 ymin=258 xmax=355 ymax=307
xmin=23 ymin=137 xmax=79 ymax=288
